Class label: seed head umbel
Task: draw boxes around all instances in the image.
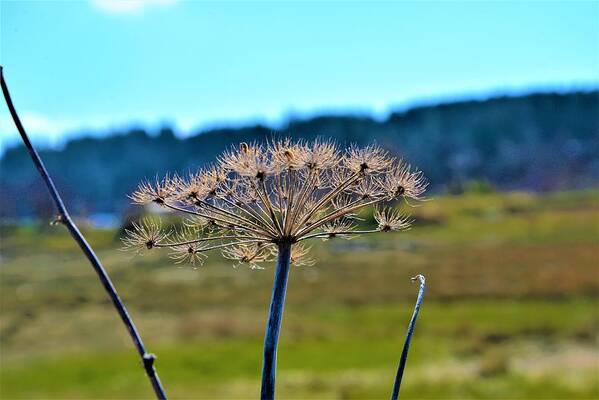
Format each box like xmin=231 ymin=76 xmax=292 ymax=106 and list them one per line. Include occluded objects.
xmin=124 ymin=139 xmax=427 ymax=268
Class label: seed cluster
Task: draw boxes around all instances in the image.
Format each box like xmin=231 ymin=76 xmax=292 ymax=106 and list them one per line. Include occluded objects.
xmin=122 ymin=139 xmax=427 ymax=268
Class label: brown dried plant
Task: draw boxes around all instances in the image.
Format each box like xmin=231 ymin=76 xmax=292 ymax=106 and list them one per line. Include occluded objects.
xmin=122 ymin=138 xmax=427 ymax=399
xmin=123 ymin=139 xmax=427 ymax=268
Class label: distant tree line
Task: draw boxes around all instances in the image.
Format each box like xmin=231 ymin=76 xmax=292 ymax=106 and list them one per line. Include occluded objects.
xmin=1 ymin=90 xmax=597 ymax=218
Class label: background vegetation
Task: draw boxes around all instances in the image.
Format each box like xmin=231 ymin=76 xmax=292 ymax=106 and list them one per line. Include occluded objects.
xmin=1 ymin=190 xmax=597 ymax=399
xmin=1 ymin=91 xmax=598 ymax=217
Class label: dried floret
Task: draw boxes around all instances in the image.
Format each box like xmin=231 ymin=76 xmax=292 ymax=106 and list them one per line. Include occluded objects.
xmin=169 ymin=244 xmax=208 ymax=266
xmin=344 ymin=144 xmax=392 ymax=174
xmin=222 ymin=242 xmax=274 ymax=269
xmin=268 ymin=139 xmax=307 ymax=171
xmin=219 ymin=142 xmax=272 ymax=179
xmin=289 ymin=244 xmax=315 ymax=267
xmin=122 ymin=218 xmax=171 ymax=253
xmin=381 ymin=162 xmax=428 ymax=200
xmin=349 ymin=176 xmax=385 ymax=200
xmin=297 ymin=139 xmax=340 ymax=171
xmin=129 ymin=175 xmax=181 ymax=205
xmin=320 ymin=219 xmax=357 ymax=239
xmin=374 ymin=207 xmax=412 ymax=232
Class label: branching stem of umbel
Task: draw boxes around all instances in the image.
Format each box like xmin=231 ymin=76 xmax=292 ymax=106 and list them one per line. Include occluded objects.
xmin=261 ymin=241 xmax=292 ymax=400
xmin=0 ymin=66 xmax=167 ymax=400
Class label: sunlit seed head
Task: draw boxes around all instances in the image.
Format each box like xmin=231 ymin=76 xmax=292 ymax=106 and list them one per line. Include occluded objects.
xmin=169 ymin=244 xmax=207 ymax=266
xmin=123 ymin=138 xmax=427 ymax=268
xmin=350 ymin=177 xmax=384 ymax=200
xmin=289 ymin=244 xmax=315 ymax=267
xmin=121 ymin=218 xmax=171 ymax=254
xmin=222 ymin=242 xmax=274 ymax=269
xmin=345 ymin=144 xmax=392 ymax=174
xmin=321 ymin=219 xmax=356 ymax=240
xmin=269 ymin=139 xmax=307 ymax=171
xmin=374 ymin=207 xmax=411 ymax=232
xmin=219 ymin=142 xmax=273 ymax=179
xmin=382 ymin=162 xmax=428 ymax=200
xmin=297 ymin=140 xmax=339 ymax=171
xmin=129 ymin=175 xmax=180 ymax=205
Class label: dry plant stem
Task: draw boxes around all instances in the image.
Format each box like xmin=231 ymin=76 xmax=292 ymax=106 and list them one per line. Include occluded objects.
xmin=157 ymin=238 xmax=270 ymax=251
xmin=163 ymin=202 xmax=270 ymax=237
xmin=0 ymin=66 xmax=167 ymax=400
xmin=261 ymin=242 xmax=292 ymax=400
xmin=296 ymin=229 xmax=379 ymax=242
xmin=259 ymin=179 xmax=284 ymax=234
xmin=390 ymin=274 xmax=426 ymax=400
xmin=196 ymin=197 xmax=272 ymax=234
xmin=295 ymin=171 xmax=359 ymax=229
xmin=220 ymin=196 xmax=277 ymax=235
xmin=295 ymin=198 xmax=379 ymax=237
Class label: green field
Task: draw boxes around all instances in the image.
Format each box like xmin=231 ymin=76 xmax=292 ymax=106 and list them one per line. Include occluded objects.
xmin=1 ymin=191 xmax=598 ymax=399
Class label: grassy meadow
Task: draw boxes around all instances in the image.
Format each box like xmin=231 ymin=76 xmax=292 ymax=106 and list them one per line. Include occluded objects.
xmin=0 ymin=190 xmax=598 ymax=399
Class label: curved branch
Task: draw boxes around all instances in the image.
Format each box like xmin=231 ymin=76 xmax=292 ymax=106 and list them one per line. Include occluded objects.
xmin=0 ymin=66 xmax=167 ymax=399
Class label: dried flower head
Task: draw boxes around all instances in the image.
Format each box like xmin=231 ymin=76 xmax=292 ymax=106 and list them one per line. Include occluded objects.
xmin=321 ymin=219 xmax=356 ymax=240
xmin=169 ymin=243 xmax=208 ymax=266
xmin=219 ymin=142 xmax=272 ymax=179
xmin=123 ymin=139 xmax=427 ymax=268
xmin=374 ymin=207 xmax=412 ymax=232
xmin=345 ymin=144 xmax=392 ymax=174
xmin=269 ymin=138 xmax=306 ymax=171
xmin=122 ymin=218 xmax=171 ymax=253
xmin=129 ymin=175 xmax=181 ymax=205
xmin=380 ymin=162 xmax=428 ymax=200
xmin=222 ymin=242 xmax=273 ymax=269
xmin=167 ymin=226 xmax=208 ymax=266
xmin=289 ymin=244 xmax=315 ymax=266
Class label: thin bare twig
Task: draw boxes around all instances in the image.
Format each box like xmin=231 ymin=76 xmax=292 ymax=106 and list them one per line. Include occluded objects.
xmin=0 ymin=66 xmax=167 ymax=400
xmin=390 ymin=274 xmax=426 ymax=400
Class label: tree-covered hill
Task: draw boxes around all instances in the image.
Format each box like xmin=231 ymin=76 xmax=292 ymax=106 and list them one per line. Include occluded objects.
xmin=1 ymin=90 xmax=597 ymax=217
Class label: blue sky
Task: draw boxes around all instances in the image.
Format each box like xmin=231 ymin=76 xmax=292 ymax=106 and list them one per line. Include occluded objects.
xmin=0 ymin=0 xmax=597 ymax=150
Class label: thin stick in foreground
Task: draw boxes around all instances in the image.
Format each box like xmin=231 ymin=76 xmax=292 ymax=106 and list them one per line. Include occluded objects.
xmin=390 ymin=274 xmax=426 ymax=400
xmin=0 ymin=66 xmax=168 ymax=400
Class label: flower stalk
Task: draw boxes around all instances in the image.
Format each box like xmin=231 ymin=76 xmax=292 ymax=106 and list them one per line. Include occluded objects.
xmin=261 ymin=241 xmax=292 ymax=400
xmin=390 ymin=274 xmax=426 ymax=400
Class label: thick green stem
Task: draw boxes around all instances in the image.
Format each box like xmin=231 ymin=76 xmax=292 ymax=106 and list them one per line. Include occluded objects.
xmin=260 ymin=242 xmax=292 ymax=400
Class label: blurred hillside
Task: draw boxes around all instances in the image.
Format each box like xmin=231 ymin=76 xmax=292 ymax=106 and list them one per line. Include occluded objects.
xmin=1 ymin=90 xmax=598 ymax=217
